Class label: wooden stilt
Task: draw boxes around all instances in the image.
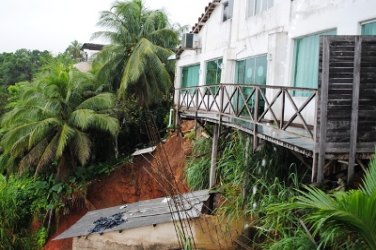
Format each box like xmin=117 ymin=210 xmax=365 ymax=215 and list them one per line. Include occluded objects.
xmin=317 ymin=37 xmax=330 ymax=184
xmin=209 ymin=124 xmax=220 ymax=189
xmin=311 ymin=153 xmax=318 ymax=183
xmin=242 ymin=135 xmax=252 ymax=208
xmin=348 ymin=37 xmax=362 ymax=185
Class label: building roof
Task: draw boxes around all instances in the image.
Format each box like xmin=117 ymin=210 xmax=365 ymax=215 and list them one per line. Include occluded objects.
xmin=81 ymin=43 xmax=105 ymax=51
xmin=176 ymin=0 xmax=221 ymax=57
xmin=55 ymin=189 xmax=211 ymax=240
xmin=191 ymin=0 xmax=221 ymax=34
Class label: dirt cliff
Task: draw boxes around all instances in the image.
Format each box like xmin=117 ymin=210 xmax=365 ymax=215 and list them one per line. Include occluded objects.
xmin=45 ymin=121 xmax=194 ymax=250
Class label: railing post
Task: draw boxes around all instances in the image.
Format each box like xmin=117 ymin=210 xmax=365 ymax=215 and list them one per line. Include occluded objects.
xmin=219 ymin=85 xmax=224 ymax=124
xmin=176 ymin=89 xmax=181 ymax=111
xmin=236 ymin=86 xmax=240 ymax=116
xmin=311 ymin=89 xmax=319 ymax=182
xmin=175 ymin=89 xmax=181 ymax=132
xmin=195 ymin=87 xmax=199 ymax=111
xmin=348 ymin=36 xmax=362 ymax=185
xmin=253 ymin=87 xmax=259 ymax=152
xmin=206 ymin=86 xmax=210 ymax=112
xmin=317 ymin=37 xmax=330 ymax=184
xmin=280 ymin=89 xmax=285 ymax=129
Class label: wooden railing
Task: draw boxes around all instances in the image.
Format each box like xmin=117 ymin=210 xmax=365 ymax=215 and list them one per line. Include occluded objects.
xmin=176 ymin=84 xmax=318 ymax=139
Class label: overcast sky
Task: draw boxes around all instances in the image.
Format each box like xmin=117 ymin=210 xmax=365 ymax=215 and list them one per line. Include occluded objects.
xmin=0 ymin=0 xmax=208 ymax=54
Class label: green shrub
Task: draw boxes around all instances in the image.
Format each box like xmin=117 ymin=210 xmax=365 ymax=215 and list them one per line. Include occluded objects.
xmin=186 ymin=130 xmax=309 ymax=248
xmin=0 ymin=176 xmax=46 ymax=249
xmin=185 ymin=138 xmax=211 ymax=190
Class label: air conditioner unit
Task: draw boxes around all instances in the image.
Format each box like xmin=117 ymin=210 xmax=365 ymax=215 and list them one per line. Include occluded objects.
xmin=181 ymin=33 xmax=200 ymax=50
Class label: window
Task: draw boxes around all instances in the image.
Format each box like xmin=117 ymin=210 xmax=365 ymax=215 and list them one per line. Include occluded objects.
xmin=361 ymin=20 xmax=376 ymax=35
xmin=248 ymin=0 xmax=274 ymax=17
xmin=235 ymin=55 xmax=267 ymax=116
xmin=181 ymin=64 xmax=200 ymax=88
xmin=205 ymin=59 xmax=223 ymax=85
xmin=236 ymin=55 xmax=267 ymax=85
xmin=293 ymin=29 xmax=336 ymax=92
xmin=223 ymin=0 xmax=234 ymax=22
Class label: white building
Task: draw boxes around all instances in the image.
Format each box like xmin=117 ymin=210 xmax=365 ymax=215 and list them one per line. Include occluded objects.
xmin=176 ymin=0 xmax=376 ymax=92
xmin=174 ymin=0 xmax=376 ymax=183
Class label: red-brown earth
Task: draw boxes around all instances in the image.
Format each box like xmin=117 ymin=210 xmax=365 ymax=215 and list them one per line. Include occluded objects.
xmin=44 ymin=121 xmax=194 ymax=250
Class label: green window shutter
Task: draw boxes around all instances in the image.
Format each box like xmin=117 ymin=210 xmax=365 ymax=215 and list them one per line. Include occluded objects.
xmin=245 ymin=57 xmax=256 ymax=84
xmin=236 ymin=60 xmax=246 ymax=83
xmin=255 ymin=55 xmax=267 ymax=84
xmin=182 ymin=65 xmax=200 ymax=88
xmin=236 ymin=54 xmax=267 ymax=85
xmin=205 ymin=59 xmax=222 ymax=85
xmin=362 ymin=21 xmax=376 ymax=35
xmin=293 ymin=29 xmax=336 ymax=93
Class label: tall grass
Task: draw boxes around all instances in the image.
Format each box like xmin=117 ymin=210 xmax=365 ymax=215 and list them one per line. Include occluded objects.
xmin=185 ymin=137 xmax=211 ymax=190
xmin=185 ymin=130 xmax=310 ymax=248
xmin=185 ymin=129 xmax=376 ymax=249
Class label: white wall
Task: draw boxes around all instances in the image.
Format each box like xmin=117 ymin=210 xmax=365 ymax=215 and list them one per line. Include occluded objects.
xmin=177 ymin=0 xmax=376 ymax=86
xmin=73 ymin=216 xmax=242 ymax=250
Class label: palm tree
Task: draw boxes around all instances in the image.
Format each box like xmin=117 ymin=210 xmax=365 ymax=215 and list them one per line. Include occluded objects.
xmin=92 ymin=0 xmax=179 ymax=106
xmin=290 ymin=157 xmax=376 ymax=249
xmin=65 ymin=40 xmax=83 ymax=62
xmin=0 ymin=59 xmax=119 ymax=180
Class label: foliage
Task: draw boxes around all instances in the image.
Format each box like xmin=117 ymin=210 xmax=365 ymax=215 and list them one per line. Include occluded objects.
xmin=65 ymin=40 xmax=84 ymax=62
xmin=0 ymin=49 xmax=52 ymax=85
xmin=0 ymin=58 xmax=119 ymax=179
xmin=92 ymin=0 xmax=179 ymax=106
xmin=0 ymin=176 xmax=50 ymax=249
xmin=185 ymin=130 xmax=309 ymax=248
xmin=0 ymin=86 xmax=9 ymax=119
xmin=0 ymin=153 xmax=131 ymax=249
xmin=115 ymin=96 xmax=171 ymax=154
xmin=185 ymin=137 xmax=211 ymax=190
xmin=285 ymin=156 xmax=376 ymax=250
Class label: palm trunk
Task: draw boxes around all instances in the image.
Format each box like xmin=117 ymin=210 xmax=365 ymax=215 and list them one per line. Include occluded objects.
xmin=56 ymin=153 xmax=70 ymax=181
xmin=114 ymin=136 xmax=119 ymax=159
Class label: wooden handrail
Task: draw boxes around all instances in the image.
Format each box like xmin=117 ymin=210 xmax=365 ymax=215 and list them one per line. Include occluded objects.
xmin=176 ymin=84 xmax=318 ymax=139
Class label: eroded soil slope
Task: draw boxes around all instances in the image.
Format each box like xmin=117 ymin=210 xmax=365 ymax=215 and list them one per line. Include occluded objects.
xmin=45 ymin=121 xmax=194 ymax=250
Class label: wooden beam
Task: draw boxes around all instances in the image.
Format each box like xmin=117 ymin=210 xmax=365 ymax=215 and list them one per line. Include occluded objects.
xmin=242 ymin=135 xmax=252 ymax=208
xmin=209 ymin=124 xmax=220 ymax=188
xmin=348 ymin=36 xmax=362 ymax=185
xmin=317 ymin=37 xmax=331 ymax=184
xmin=311 ymin=153 xmax=318 ymax=182
xmin=253 ymin=88 xmax=260 ymax=152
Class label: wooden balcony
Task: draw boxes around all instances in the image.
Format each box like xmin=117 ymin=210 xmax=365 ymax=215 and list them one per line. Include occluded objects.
xmin=176 ymin=84 xmax=317 ymax=157
xmin=175 ymin=36 xmax=376 ymax=184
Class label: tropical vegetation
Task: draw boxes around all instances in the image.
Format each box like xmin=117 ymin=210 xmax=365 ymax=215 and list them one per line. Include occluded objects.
xmin=0 ymin=59 xmax=119 ymax=179
xmin=65 ymin=40 xmax=84 ymax=62
xmin=92 ymin=0 xmax=179 ymax=106
xmin=1 ymin=0 xmax=374 ymax=249
xmin=286 ymin=156 xmax=376 ymax=249
xmin=185 ymin=130 xmax=376 ymax=249
xmin=0 ymin=0 xmax=180 ymax=248
xmin=0 ymin=49 xmax=52 ymax=85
